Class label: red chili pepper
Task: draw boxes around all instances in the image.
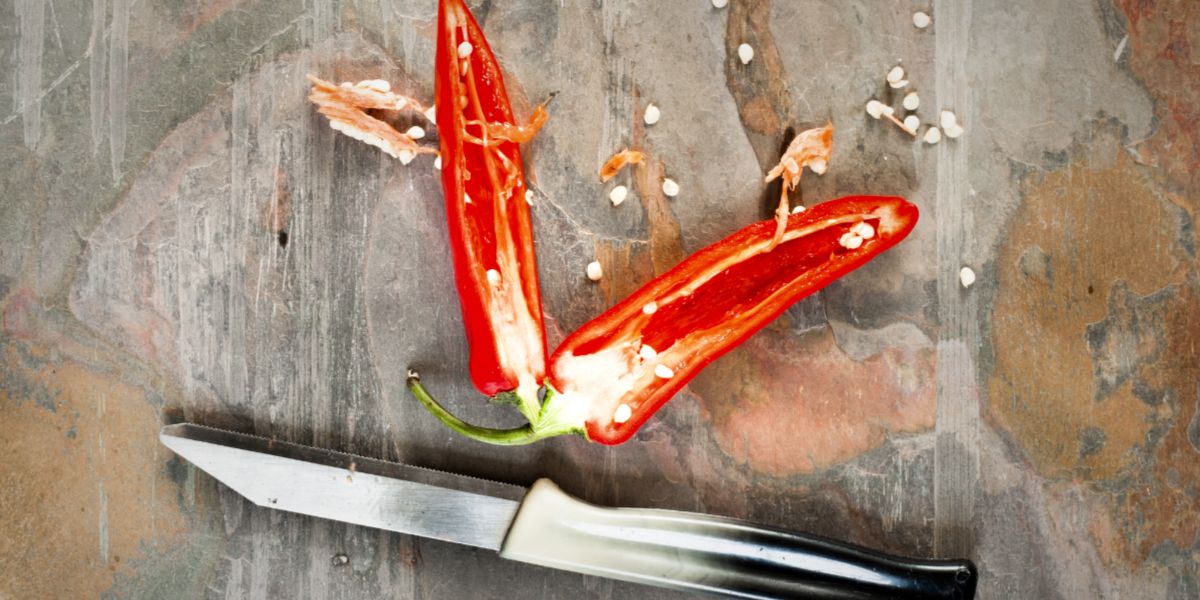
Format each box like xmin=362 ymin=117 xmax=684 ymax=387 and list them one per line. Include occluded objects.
xmin=434 ymin=0 xmax=548 ymax=409
xmin=552 ymin=195 xmax=918 ymax=444
xmin=409 ymin=195 xmax=918 ymax=445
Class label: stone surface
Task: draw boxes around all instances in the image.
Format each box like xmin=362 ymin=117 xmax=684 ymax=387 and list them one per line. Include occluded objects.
xmin=1 ymin=0 xmax=1197 ymax=598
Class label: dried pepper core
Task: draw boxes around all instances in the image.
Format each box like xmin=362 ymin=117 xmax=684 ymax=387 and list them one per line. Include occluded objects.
xmin=600 ymin=149 xmax=645 ymax=182
xmin=764 ymin=123 xmax=834 ymax=248
xmin=307 ymin=76 xmax=437 ymax=162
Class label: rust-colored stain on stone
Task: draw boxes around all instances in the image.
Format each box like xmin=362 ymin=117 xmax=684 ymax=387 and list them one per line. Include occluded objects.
xmin=1118 ymin=285 xmax=1200 ymax=561
xmin=724 ymin=0 xmax=792 ymax=170
xmin=1118 ymin=0 xmax=1200 ymax=194
xmin=989 ymin=130 xmax=1187 ymax=476
xmin=691 ymin=324 xmax=935 ymax=477
xmin=631 ymin=156 xmax=685 ymax=277
xmin=592 ymin=240 xmax=653 ymax=307
xmin=740 ymin=95 xmax=783 ymax=138
xmin=989 ymin=127 xmax=1198 ymax=562
xmin=622 ymin=93 xmax=685 ymax=278
xmin=0 ymin=341 xmax=188 ymax=598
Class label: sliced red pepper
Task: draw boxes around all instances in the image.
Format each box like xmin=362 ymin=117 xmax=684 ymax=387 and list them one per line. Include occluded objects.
xmin=549 ymin=195 xmax=917 ymax=444
xmin=410 ymin=195 xmax=918 ymax=445
xmin=435 ymin=0 xmax=548 ymax=410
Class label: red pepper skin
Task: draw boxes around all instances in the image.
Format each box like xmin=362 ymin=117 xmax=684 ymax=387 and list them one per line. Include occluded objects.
xmin=436 ymin=0 xmax=548 ymax=398
xmin=548 ymin=196 xmax=918 ymax=445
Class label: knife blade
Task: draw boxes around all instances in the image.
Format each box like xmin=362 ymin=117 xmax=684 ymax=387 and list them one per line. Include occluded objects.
xmin=161 ymin=423 xmax=976 ymax=599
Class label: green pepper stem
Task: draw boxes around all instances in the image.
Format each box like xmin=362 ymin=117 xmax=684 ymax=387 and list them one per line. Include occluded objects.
xmin=407 ymin=374 xmax=580 ymax=446
xmin=515 ymin=388 xmax=542 ymax=426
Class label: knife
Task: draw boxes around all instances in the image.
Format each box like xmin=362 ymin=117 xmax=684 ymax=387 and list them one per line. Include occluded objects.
xmin=160 ymin=423 xmax=976 ymax=599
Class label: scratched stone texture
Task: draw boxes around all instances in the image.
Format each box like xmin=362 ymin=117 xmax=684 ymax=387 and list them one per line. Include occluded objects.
xmin=1 ymin=0 xmax=1197 ymax=598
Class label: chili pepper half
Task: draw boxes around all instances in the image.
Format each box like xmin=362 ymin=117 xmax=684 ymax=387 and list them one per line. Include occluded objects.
xmin=435 ymin=0 xmax=549 ymax=414
xmin=409 ymin=195 xmax=918 ymax=445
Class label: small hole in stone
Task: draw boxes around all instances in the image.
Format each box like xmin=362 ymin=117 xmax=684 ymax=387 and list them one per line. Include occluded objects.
xmin=1087 ymin=284 xmax=1094 ymax=295
xmin=277 ymin=231 xmax=289 ymax=247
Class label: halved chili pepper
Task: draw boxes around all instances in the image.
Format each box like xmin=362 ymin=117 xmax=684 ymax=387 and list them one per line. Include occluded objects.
xmin=435 ymin=0 xmax=548 ymax=414
xmin=410 ymin=195 xmax=918 ymax=445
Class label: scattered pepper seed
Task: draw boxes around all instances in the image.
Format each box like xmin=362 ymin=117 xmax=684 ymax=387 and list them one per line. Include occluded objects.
xmin=643 ymin=103 xmax=661 ymax=125
xmin=959 ymin=266 xmax=976 ymax=288
xmin=939 ymin=110 xmax=958 ymax=129
xmin=486 ymin=269 xmax=501 ymax=286
xmin=654 ymin=364 xmax=675 ymax=379
xmin=711 ymin=0 xmax=728 ymax=7
xmin=939 ymin=110 xmax=964 ymax=138
xmin=903 ymin=115 xmax=920 ymax=132
xmin=903 ymin=92 xmax=920 ymax=111
xmin=586 ymin=261 xmax=603 ymax=281
xmin=923 ymin=126 xmax=942 ymax=144
xmin=661 ymin=178 xmax=680 ymax=197
xmin=738 ymin=43 xmax=755 ymax=65
xmin=866 ymin=100 xmax=887 ymax=119
xmin=886 ymin=65 xmax=908 ymax=88
xmin=424 ymin=105 xmax=436 ymax=122
xmin=398 ymin=150 xmax=416 ymax=165
xmin=851 ymin=222 xmax=876 ymax=240
xmin=405 ymin=125 xmax=425 ymax=140
xmin=434 ymin=154 xmax=442 ymax=170
xmin=642 ymin=301 xmax=658 ymax=315
xmin=613 ymin=403 xmax=632 ymax=423
xmin=525 ymin=189 xmax=534 ymax=205
xmin=639 ymin=344 xmax=658 ymax=360
xmin=790 ymin=204 xmax=806 ymax=214
xmin=609 ymin=185 xmax=628 ymax=206
xmin=913 ymin=11 xmax=931 ymax=29
xmin=457 ymin=41 xmax=473 ymax=58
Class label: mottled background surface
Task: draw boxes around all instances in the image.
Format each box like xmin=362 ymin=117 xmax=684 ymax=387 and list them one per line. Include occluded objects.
xmin=1 ymin=0 xmax=1197 ymax=598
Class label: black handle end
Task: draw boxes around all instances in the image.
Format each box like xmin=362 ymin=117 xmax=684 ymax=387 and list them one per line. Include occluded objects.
xmin=951 ymin=559 xmax=978 ymax=600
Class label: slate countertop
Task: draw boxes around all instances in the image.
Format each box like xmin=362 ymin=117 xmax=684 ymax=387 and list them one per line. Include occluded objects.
xmin=2 ymin=0 xmax=1197 ymax=598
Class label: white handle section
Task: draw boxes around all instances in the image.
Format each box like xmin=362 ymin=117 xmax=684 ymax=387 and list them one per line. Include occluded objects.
xmin=498 ymin=479 xmax=976 ymax=600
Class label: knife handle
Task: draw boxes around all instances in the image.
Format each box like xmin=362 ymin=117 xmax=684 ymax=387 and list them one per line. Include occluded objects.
xmin=498 ymin=479 xmax=976 ymax=600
